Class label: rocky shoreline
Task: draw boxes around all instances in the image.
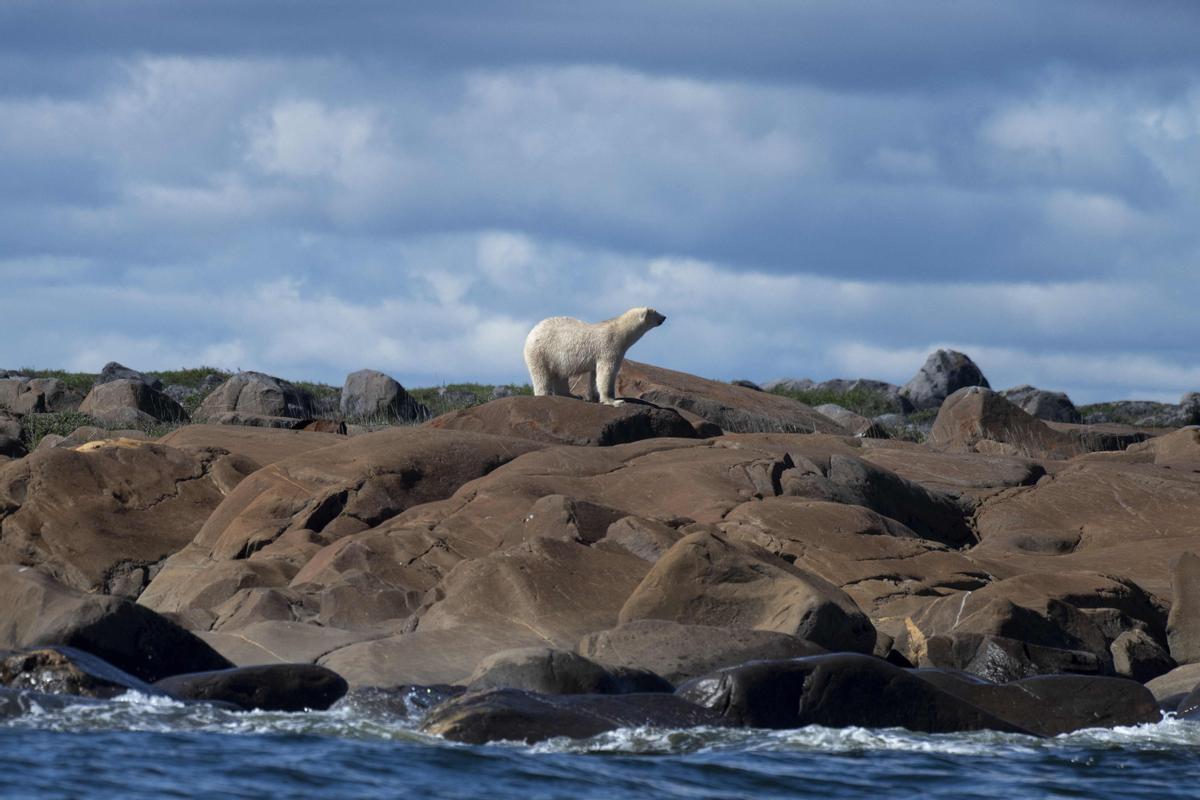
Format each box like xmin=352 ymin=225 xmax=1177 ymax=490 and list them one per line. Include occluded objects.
xmin=4 ymin=352 xmax=1200 ymax=743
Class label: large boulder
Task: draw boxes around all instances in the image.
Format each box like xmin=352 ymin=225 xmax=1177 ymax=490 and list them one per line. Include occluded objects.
xmin=0 ymin=566 xmax=232 ymax=682
xmin=422 ymin=688 xmax=727 ymax=744
xmin=1128 ymin=426 xmax=1200 ymax=467
xmin=0 ymin=377 xmax=78 ymax=415
xmin=677 ymin=654 xmax=1030 ymax=734
xmin=96 ymin=362 xmax=162 ymax=391
xmin=427 ymin=395 xmax=697 ymax=446
xmin=79 ymin=379 xmax=189 ymax=426
xmin=900 ymin=349 xmax=989 ymax=411
xmin=1167 ymin=552 xmax=1200 ymax=665
xmin=929 ymin=386 xmax=1080 ymax=457
xmin=1000 ymin=385 xmax=1082 ymax=424
xmin=618 ymin=530 xmax=876 ymax=654
xmin=578 ymin=620 xmax=825 ymax=684
xmin=1146 ymin=663 xmax=1200 ymax=710
xmin=813 ymin=404 xmax=888 ymax=438
xmin=195 ymin=371 xmax=316 ymax=422
xmin=616 ymin=361 xmax=849 ymax=434
xmin=465 ymin=647 xmax=671 ymax=695
xmin=340 ymin=369 xmax=426 ymax=421
xmin=152 ymin=664 xmax=348 ymax=711
xmin=0 ymin=441 xmax=258 ymax=595
xmin=0 ymin=413 xmax=23 ymax=459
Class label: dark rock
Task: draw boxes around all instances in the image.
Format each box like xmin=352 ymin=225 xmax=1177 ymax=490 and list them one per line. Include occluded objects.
xmin=422 ymin=688 xmax=729 ymax=744
xmin=1167 ymin=552 xmax=1200 ymax=665
xmin=900 ymin=350 xmax=990 ymax=411
xmin=79 ymin=379 xmax=190 ymax=425
xmin=618 ymin=530 xmax=876 ymax=654
xmin=920 ymin=633 xmax=1104 ymax=683
xmin=598 ymin=516 xmax=682 ymax=562
xmin=913 ymin=670 xmax=1160 ymax=735
xmin=1174 ymin=683 xmax=1200 ymax=720
xmin=579 ymin=620 xmax=825 ymax=684
xmin=337 ymin=685 xmax=466 ymax=720
xmin=0 ymin=565 xmax=232 ymax=683
xmin=196 ymin=371 xmax=316 ymax=421
xmin=426 ymin=395 xmax=698 ymax=447
xmin=730 ymin=380 xmax=762 ymax=391
xmin=1111 ymin=629 xmax=1175 ymax=683
xmin=676 ymin=653 xmax=1030 ymax=734
xmin=465 ymin=647 xmax=672 ymax=695
xmin=341 ymin=369 xmax=427 ymax=421
xmin=999 ymin=385 xmax=1082 ymax=424
xmin=1 ymin=686 xmax=107 ymax=719
xmin=1 ymin=645 xmax=167 ymax=699
xmin=97 ymin=362 xmax=162 ymax=391
xmin=0 ymin=414 xmax=23 ymax=458
xmin=152 ymin=664 xmax=349 ymax=711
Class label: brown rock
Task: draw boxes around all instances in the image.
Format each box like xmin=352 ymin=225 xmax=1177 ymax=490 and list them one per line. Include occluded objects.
xmin=929 ymin=386 xmax=1079 ymax=458
xmin=426 ymin=395 xmax=697 ymax=446
xmin=618 ymin=530 xmax=876 ymax=653
xmin=0 ymin=377 xmax=79 ymax=415
xmin=157 ymin=424 xmax=345 ymax=466
xmin=195 ymin=371 xmax=316 ymax=421
xmin=858 ymin=442 xmax=1045 ymax=494
xmin=1167 ymin=551 xmax=1200 ymax=665
xmin=578 ymin=619 xmax=825 ymax=684
xmin=1145 ymin=663 xmax=1200 ymax=709
xmin=465 ymin=647 xmax=671 ymax=694
xmin=616 ymin=361 xmax=849 ymax=435
xmin=1111 ymin=629 xmax=1175 ymax=683
xmin=78 ymin=379 xmax=189 ymax=425
xmin=1130 ymin=426 xmax=1200 ymax=468
xmin=598 ymin=516 xmax=683 ymax=562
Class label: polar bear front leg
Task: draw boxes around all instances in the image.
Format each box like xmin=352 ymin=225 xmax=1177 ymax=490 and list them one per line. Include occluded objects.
xmin=596 ymin=360 xmax=624 ymax=406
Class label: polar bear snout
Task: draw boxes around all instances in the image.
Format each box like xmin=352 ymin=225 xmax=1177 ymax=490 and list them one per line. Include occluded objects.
xmin=647 ymin=309 xmax=666 ymax=327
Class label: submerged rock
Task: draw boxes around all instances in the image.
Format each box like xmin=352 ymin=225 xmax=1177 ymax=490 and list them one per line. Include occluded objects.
xmin=0 ymin=646 xmax=166 ymax=699
xmin=153 ymin=664 xmax=349 ymax=712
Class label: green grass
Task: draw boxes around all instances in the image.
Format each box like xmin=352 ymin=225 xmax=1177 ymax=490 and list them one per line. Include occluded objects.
xmin=409 ymin=382 xmax=533 ymax=419
xmin=15 ymin=368 xmax=97 ymax=396
xmin=17 ymin=411 xmax=184 ymax=449
xmin=147 ymin=366 xmax=231 ymax=388
xmin=768 ymin=385 xmax=898 ymax=418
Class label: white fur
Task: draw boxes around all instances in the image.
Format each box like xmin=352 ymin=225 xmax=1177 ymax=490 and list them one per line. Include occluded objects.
xmin=523 ymin=307 xmax=666 ymax=406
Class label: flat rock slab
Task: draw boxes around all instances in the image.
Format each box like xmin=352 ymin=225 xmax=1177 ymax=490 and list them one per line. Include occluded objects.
xmin=426 ymin=395 xmax=697 ymax=446
xmin=158 ymin=424 xmax=345 ymax=466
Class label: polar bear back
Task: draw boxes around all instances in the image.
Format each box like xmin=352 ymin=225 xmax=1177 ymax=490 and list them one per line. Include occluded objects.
xmin=523 ymin=316 xmax=617 ymax=376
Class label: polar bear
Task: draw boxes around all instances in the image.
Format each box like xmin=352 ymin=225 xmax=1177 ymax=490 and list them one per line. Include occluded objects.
xmin=523 ymin=307 xmax=666 ymax=406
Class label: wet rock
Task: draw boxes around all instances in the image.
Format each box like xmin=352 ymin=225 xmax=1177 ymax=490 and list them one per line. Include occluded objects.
xmin=195 ymin=371 xmax=316 ymax=422
xmin=900 ymin=350 xmax=990 ymax=411
xmin=676 ymin=653 xmax=1029 ymax=734
xmin=337 ymin=684 xmax=466 ymax=720
xmin=340 ymin=369 xmax=427 ymax=422
xmin=79 ymin=379 xmax=189 ymax=426
xmin=913 ymin=670 xmax=1160 ymax=735
xmin=618 ymin=530 xmax=876 ymax=654
xmin=1 ymin=686 xmax=107 ymax=719
xmin=919 ymin=633 xmax=1103 ymax=683
xmin=1 ymin=646 xmax=166 ymax=699
xmin=616 ymin=361 xmax=848 ymax=435
xmin=579 ymin=620 xmax=825 ymax=684
xmin=0 ymin=566 xmax=232 ymax=683
xmin=465 ymin=647 xmax=672 ymax=695
xmin=422 ymin=688 xmax=729 ymax=744
xmin=427 ymin=395 xmax=697 ymax=446
xmin=153 ymin=663 xmax=349 ymax=711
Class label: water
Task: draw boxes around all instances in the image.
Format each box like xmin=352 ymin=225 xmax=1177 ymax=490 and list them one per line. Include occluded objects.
xmin=3 ymin=692 xmax=1199 ymax=800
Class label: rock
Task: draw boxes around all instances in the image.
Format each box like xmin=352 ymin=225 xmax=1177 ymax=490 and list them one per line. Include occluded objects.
xmin=1175 ymin=683 xmax=1200 ymax=720
xmin=156 ymin=424 xmax=345 ymax=465
xmin=676 ymin=653 xmax=1029 ymax=734
xmin=1 ymin=686 xmax=108 ymax=718
xmin=0 ymin=377 xmax=78 ymax=415
xmin=913 ymin=670 xmax=1160 ymax=736
xmin=578 ymin=620 xmax=825 ymax=684
xmin=780 ymin=452 xmax=976 ymax=548
xmin=152 ymin=664 xmax=348 ymax=711
xmin=1182 ymin=393 xmax=1200 ymax=425
xmin=858 ymin=444 xmax=1045 ymax=494
xmin=96 ymin=362 xmax=162 ymax=391
xmin=617 ymin=530 xmax=876 ymax=654
xmin=1 ymin=645 xmax=166 ymax=699
xmin=422 ymin=688 xmax=728 ymax=744
xmin=0 ymin=421 xmax=24 ymax=458
xmin=340 ymin=369 xmax=427 ymax=422
xmin=762 ymin=378 xmax=815 ymax=393
xmin=195 ymin=371 xmax=316 ymax=421
xmin=730 ymin=380 xmax=762 ymax=391
xmin=1082 ymin=400 xmax=1192 ymax=428
xmin=195 ymin=621 xmax=375 ymax=667
xmin=78 ymin=379 xmax=190 ymax=426
xmin=929 ymin=387 xmax=1079 ymax=457
xmin=1145 ymin=663 xmax=1200 ymax=710
xmin=1167 ymin=552 xmax=1200 ymax=665
xmin=1111 ymin=629 xmax=1175 ymax=683
xmin=465 ymin=647 xmax=672 ymax=694
xmin=616 ymin=361 xmax=849 ymax=435
xmin=490 ymin=385 xmax=516 ymax=400
xmin=0 ymin=566 xmax=232 ymax=682
xmin=0 ymin=441 xmax=258 ymax=595
xmin=337 ymin=684 xmax=467 ymax=720
xmin=523 ymin=495 xmax=629 ymax=545
xmin=999 ymin=385 xmax=1082 ymax=424
xmin=426 ymin=395 xmax=697 ymax=447
xmin=918 ymin=633 xmax=1103 ymax=683
xmin=1128 ymin=426 xmax=1200 ymax=467
xmin=598 ymin=516 xmax=683 ymax=562
xmin=900 ymin=350 xmax=989 ymax=411
xmin=814 ymin=404 xmax=889 ymax=438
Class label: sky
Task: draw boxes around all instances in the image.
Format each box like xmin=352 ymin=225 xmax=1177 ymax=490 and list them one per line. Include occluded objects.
xmin=2 ymin=1 xmax=1199 ymax=404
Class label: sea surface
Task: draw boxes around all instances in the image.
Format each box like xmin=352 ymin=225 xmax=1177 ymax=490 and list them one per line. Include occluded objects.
xmin=3 ymin=692 xmax=1199 ymax=800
